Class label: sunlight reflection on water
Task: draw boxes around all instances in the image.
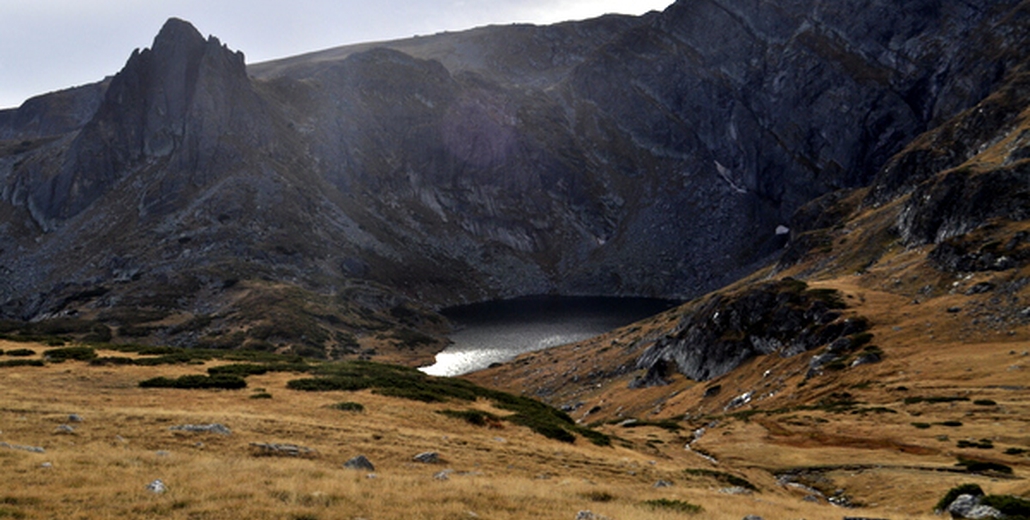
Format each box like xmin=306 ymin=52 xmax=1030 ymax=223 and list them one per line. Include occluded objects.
xmin=419 ymin=296 xmax=677 ymax=377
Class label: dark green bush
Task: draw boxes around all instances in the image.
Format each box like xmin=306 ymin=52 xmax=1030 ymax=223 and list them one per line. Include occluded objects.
xmin=980 ymin=494 xmax=1030 ymax=517
xmin=208 ymin=364 xmax=271 ymax=377
xmin=934 ymin=483 xmax=984 ymax=512
xmin=940 ymin=420 xmax=964 ymax=427
xmin=5 ymin=349 xmax=35 ymax=357
xmin=1004 ymin=447 xmax=1027 ymax=456
xmin=957 ymin=439 xmax=994 ymax=449
xmin=0 ymin=359 xmax=45 ymax=368
xmin=911 ymin=422 xmax=932 ymax=429
xmin=139 ymin=374 xmax=247 ymax=390
xmin=973 ymin=399 xmax=997 ymax=406
xmin=575 ymin=427 xmax=612 ymax=447
xmin=438 ymin=409 xmax=500 ymax=426
xmin=683 ymin=469 xmax=757 ymax=491
xmin=904 ymin=396 xmax=970 ymax=405
xmin=642 ymin=499 xmax=703 ymax=514
xmin=44 ymin=346 xmax=97 ymax=362
xmin=288 ymin=360 xmax=604 ymax=445
xmin=250 ymin=392 xmax=273 ymax=399
xmin=621 ymin=419 xmax=683 ymax=431
xmin=82 ymin=324 xmax=112 ymax=343
xmin=330 ymin=402 xmax=364 ymax=412
xmin=956 ymin=458 xmax=1013 ymax=474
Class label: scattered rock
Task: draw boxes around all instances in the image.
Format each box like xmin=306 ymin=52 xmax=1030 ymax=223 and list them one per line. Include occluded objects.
xmin=575 ymin=511 xmax=610 ymax=520
xmin=433 ymin=469 xmax=453 ymax=481
xmin=155 ymin=450 xmax=171 ymax=457
xmin=742 ymin=516 xmax=764 ymax=520
xmin=146 ymin=479 xmax=167 ymax=494
xmin=40 ymin=462 xmax=53 ymax=469
xmin=947 ymin=494 xmax=1002 ymax=519
xmin=170 ymin=424 xmax=232 ymax=435
xmin=250 ymin=443 xmax=317 ymax=458
xmin=803 ymin=494 xmax=822 ymax=503
xmin=725 ymin=391 xmax=753 ymax=410
xmin=851 ymin=353 xmax=882 ymax=367
xmin=720 ymin=487 xmax=753 ymax=495
xmin=343 ymin=455 xmax=375 ymax=471
xmin=413 ymin=451 xmax=440 ymax=464
xmin=966 ymin=282 xmax=996 ymax=295
xmin=68 ymin=414 xmax=84 ymax=423
xmin=54 ymin=424 xmax=75 ymax=434
xmin=653 ymin=480 xmax=673 ymax=488
xmin=2 ymin=442 xmax=46 ymax=454
xmin=947 ymin=306 xmax=963 ymax=313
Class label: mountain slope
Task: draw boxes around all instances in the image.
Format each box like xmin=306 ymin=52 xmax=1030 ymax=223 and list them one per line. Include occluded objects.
xmin=0 ymin=1 xmax=1028 ymax=357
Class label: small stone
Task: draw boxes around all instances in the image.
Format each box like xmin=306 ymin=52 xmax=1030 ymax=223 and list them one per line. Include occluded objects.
xmin=146 ymin=479 xmax=167 ymax=494
xmin=68 ymin=414 xmax=84 ymax=423
xmin=41 ymin=462 xmax=53 ymax=468
xmin=947 ymin=306 xmax=962 ymax=313
xmin=343 ymin=455 xmax=375 ymax=471
xmin=54 ymin=424 xmax=75 ymax=434
xmin=575 ymin=511 xmax=610 ymax=520
xmin=169 ymin=423 xmax=231 ymax=435
xmin=413 ymin=451 xmax=440 ymax=464
xmin=742 ymin=516 xmax=764 ymax=520
xmin=652 ymin=480 xmax=673 ymax=488
xmin=433 ymin=469 xmax=453 ymax=481
xmin=803 ymin=494 xmax=821 ymax=503
xmin=155 ymin=450 xmax=171 ymax=457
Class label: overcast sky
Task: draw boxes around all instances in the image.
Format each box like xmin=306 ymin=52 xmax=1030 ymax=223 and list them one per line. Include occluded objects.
xmin=0 ymin=0 xmax=673 ymax=109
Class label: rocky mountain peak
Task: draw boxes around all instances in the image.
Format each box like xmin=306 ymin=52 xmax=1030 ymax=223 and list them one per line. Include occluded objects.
xmin=17 ymin=18 xmax=256 ymax=226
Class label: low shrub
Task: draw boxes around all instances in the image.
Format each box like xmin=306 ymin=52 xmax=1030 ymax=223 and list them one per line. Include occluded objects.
xmin=44 ymin=346 xmax=97 ymax=362
xmin=939 ymin=420 xmax=964 ymax=427
xmin=1004 ymin=447 xmax=1027 ymax=456
xmin=438 ymin=409 xmax=500 ymax=427
xmin=683 ymin=469 xmax=757 ymax=491
xmin=904 ymin=396 xmax=970 ymax=405
xmin=973 ymin=399 xmax=997 ymax=406
xmin=330 ymin=402 xmax=364 ymax=412
xmin=956 ymin=458 xmax=1013 ymax=474
xmin=139 ymin=374 xmax=247 ymax=390
xmin=911 ymin=422 xmax=932 ymax=429
xmin=956 ymin=439 xmax=994 ymax=449
xmin=934 ymin=483 xmax=984 ymax=512
xmin=642 ymin=499 xmax=703 ymax=514
xmin=288 ymin=360 xmax=606 ymax=445
xmin=0 ymin=359 xmax=45 ymax=368
xmin=621 ymin=419 xmax=683 ymax=431
xmin=980 ymin=494 xmax=1030 ymax=517
xmin=4 ymin=349 xmax=35 ymax=357
xmin=581 ymin=491 xmax=615 ymax=502
xmin=250 ymin=392 xmax=273 ymax=399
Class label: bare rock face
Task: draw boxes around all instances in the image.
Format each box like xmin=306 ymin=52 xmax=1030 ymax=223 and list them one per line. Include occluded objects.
xmin=634 ymin=280 xmax=866 ymax=382
xmin=0 ymin=2 xmax=1028 ymax=349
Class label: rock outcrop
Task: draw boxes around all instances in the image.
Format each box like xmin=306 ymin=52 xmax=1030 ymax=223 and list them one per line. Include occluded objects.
xmin=634 ymin=280 xmax=867 ymax=382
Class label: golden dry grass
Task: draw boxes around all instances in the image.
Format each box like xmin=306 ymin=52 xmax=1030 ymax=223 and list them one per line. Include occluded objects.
xmin=0 ymin=343 xmax=926 ymax=520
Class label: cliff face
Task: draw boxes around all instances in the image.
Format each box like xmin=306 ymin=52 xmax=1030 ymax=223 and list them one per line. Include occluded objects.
xmin=0 ymin=2 xmax=1028 ymax=353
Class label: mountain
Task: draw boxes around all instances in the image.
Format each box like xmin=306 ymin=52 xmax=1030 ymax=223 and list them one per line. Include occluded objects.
xmin=1 ymin=1 xmax=1028 ymax=359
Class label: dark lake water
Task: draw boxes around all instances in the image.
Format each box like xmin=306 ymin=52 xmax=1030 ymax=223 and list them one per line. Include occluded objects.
xmin=419 ymin=296 xmax=679 ymax=376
